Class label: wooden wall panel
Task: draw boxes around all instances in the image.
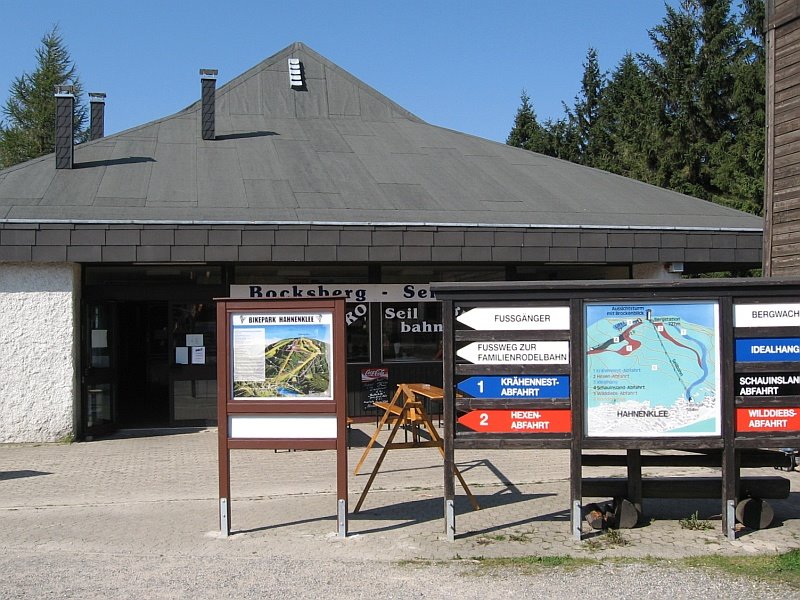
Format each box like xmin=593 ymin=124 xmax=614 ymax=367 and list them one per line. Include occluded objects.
xmin=766 ymin=1 xmax=800 ymax=275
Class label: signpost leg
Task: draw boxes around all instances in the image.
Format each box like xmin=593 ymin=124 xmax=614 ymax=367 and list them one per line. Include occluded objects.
xmin=445 ymin=498 xmax=455 ymax=542
xmin=219 ymin=497 xmax=230 ymax=537
xmin=626 ymin=449 xmax=643 ymax=515
xmin=337 ymin=499 xmax=347 ymax=538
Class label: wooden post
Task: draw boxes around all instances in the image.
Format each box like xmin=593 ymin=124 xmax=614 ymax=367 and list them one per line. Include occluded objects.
xmin=443 ymin=299 xmax=456 ymax=541
xmin=570 ymin=298 xmax=583 ymax=540
xmin=721 ymin=297 xmax=737 ymax=539
xmin=626 ymin=449 xmax=643 ymax=515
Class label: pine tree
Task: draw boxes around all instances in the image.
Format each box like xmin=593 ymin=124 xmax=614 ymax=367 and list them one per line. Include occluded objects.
xmin=708 ymin=0 xmax=765 ymax=214
xmin=642 ymin=0 xmax=739 ymax=199
xmin=0 ymin=26 xmax=87 ymax=169
xmin=594 ymin=53 xmax=661 ymax=182
xmin=571 ymin=48 xmax=606 ymax=165
xmin=507 ymin=90 xmax=549 ymax=153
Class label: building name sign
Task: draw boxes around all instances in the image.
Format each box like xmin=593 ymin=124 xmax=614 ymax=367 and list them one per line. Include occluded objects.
xmin=230 ymin=283 xmax=436 ymax=303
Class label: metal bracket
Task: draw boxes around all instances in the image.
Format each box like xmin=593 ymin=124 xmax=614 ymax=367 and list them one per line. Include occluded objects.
xmin=337 ymin=498 xmax=347 ymax=538
xmin=572 ymin=500 xmax=582 ymax=541
xmin=220 ymin=498 xmax=229 ymax=537
xmin=726 ymin=499 xmax=736 ymax=541
xmin=445 ymin=499 xmax=455 ymax=542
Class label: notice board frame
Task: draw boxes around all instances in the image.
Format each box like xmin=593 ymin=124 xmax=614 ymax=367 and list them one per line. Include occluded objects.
xmin=434 ymin=277 xmax=800 ymax=542
xmin=216 ymin=297 xmax=348 ymax=537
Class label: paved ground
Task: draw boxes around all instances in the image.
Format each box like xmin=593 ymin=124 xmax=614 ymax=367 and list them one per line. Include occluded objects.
xmin=2 ymin=425 xmax=800 ymax=598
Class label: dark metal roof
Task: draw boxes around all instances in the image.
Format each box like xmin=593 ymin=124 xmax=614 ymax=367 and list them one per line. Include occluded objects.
xmin=0 ymin=42 xmax=763 ymax=232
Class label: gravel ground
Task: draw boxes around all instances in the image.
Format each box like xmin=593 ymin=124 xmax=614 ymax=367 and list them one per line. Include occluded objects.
xmin=0 ymin=552 xmax=798 ymax=599
xmin=3 ymin=429 xmax=800 ymax=599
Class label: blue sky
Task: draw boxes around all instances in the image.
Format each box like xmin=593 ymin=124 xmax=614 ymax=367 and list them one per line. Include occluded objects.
xmin=1 ymin=1 xmax=680 ymax=143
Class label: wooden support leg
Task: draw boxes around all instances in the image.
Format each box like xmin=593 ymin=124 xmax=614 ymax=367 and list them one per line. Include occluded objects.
xmin=353 ymin=387 xmax=404 ymax=475
xmin=626 ymin=449 xmax=643 ymax=515
xmin=353 ymin=405 xmax=408 ymax=513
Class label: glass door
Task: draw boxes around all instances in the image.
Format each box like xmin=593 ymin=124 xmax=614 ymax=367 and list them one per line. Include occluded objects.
xmin=82 ymin=302 xmax=117 ymax=438
xmin=170 ymin=301 xmax=217 ymax=424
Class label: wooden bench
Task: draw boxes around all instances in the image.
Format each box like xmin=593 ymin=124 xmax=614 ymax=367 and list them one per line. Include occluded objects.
xmin=582 ymin=475 xmax=790 ymax=500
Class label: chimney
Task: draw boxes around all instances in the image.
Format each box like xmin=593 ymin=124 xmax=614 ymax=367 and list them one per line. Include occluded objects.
xmin=89 ymin=92 xmax=106 ymax=140
xmin=200 ymin=69 xmax=218 ymax=140
xmin=54 ymin=85 xmax=75 ymax=169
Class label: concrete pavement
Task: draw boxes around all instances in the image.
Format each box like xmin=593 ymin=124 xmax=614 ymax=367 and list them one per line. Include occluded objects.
xmin=2 ymin=425 xmax=800 ymax=597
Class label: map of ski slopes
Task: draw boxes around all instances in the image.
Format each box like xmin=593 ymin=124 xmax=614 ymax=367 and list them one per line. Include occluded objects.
xmin=585 ymin=302 xmax=721 ymax=437
xmin=232 ymin=316 xmax=333 ymax=400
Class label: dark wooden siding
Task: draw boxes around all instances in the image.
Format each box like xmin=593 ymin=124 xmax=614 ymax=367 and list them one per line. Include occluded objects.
xmin=766 ymin=0 xmax=800 ymax=275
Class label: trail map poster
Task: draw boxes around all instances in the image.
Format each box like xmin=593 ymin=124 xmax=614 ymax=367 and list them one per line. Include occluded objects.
xmin=585 ymin=301 xmax=721 ymax=437
xmin=231 ymin=312 xmax=334 ymax=400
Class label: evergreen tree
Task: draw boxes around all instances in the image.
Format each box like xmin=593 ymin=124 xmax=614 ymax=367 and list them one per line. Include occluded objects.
xmin=507 ymin=90 xmax=545 ymax=150
xmin=571 ymin=48 xmax=606 ymax=165
xmin=642 ymin=0 xmax=739 ymax=199
xmin=594 ymin=53 xmax=661 ymax=182
xmin=0 ymin=26 xmax=87 ymax=169
xmin=708 ymin=0 xmax=765 ymax=213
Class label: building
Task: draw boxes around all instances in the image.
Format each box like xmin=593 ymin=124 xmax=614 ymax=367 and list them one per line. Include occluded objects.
xmin=765 ymin=0 xmax=800 ymax=275
xmin=0 ymin=43 xmax=762 ymax=442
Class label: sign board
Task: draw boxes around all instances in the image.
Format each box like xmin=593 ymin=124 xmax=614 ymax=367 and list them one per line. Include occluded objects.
xmin=230 ymin=283 xmax=436 ymax=303
xmin=734 ymin=303 xmax=800 ymax=328
xmin=216 ymin=298 xmax=348 ymax=538
xmin=458 ymin=409 xmax=571 ymax=433
xmin=361 ymin=367 xmax=389 ymax=410
xmin=736 ymin=373 xmax=800 ymax=397
xmin=457 ymin=375 xmax=570 ymax=399
xmin=434 ymin=277 xmax=800 ymax=543
xmin=584 ymin=301 xmax=722 ymax=437
xmin=457 ymin=306 xmax=570 ymax=330
xmin=735 ymin=338 xmax=800 ymax=362
xmin=457 ymin=340 xmax=570 ymax=364
xmin=231 ymin=312 xmax=334 ymax=401
xmin=736 ymin=407 xmax=800 ymax=432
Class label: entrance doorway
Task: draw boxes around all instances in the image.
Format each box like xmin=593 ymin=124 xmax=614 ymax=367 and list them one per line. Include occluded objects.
xmin=116 ymin=302 xmax=169 ymax=427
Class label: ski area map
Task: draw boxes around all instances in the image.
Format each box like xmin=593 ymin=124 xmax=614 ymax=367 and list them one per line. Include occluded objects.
xmin=585 ymin=302 xmax=721 ymax=437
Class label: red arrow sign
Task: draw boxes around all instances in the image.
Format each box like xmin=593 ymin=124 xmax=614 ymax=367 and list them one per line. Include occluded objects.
xmin=458 ymin=409 xmax=571 ymax=433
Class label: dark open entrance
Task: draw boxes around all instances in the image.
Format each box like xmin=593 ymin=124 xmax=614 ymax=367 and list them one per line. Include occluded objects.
xmin=116 ymin=302 xmax=169 ymax=427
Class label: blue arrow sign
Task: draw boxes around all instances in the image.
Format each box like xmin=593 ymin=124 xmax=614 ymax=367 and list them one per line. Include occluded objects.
xmin=736 ymin=338 xmax=800 ymax=362
xmin=457 ymin=375 xmax=570 ymax=399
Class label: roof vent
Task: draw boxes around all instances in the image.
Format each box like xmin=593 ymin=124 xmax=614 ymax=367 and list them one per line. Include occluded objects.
xmin=200 ymin=69 xmax=218 ymax=141
xmin=89 ymin=92 xmax=106 ymax=141
xmin=288 ymin=58 xmax=304 ymax=88
xmin=54 ymin=85 xmax=75 ymax=170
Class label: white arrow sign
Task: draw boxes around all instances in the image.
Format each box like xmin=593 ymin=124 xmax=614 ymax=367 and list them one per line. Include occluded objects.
xmin=457 ymin=340 xmax=570 ymax=364
xmin=457 ymin=306 xmax=570 ymax=331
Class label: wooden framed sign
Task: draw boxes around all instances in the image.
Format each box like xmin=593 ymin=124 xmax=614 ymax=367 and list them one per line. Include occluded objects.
xmin=434 ymin=277 xmax=800 ymax=544
xmin=216 ymin=298 xmax=348 ymax=537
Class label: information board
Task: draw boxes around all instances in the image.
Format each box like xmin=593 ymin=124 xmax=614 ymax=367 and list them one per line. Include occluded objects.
xmin=216 ymin=298 xmax=348 ymax=539
xmin=231 ymin=312 xmax=334 ymax=400
xmin=584 ymin=301 xmax=721 ymax=437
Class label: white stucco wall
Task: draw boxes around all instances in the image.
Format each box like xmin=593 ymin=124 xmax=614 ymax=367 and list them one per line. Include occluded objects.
xmin=0 ymin=263 xmax=79 ymax=442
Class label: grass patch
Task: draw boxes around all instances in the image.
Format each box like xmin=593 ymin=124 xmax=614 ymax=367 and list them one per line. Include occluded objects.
xmin=679 ymin=511 xmax=713 ymax=531
xmin=472 ymin=555 xmax=596 ymax=572
xmin=399 ymin=550 xmax=800 ymax=587
xmin=678 ymin=549 xmax=800 ymax=588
